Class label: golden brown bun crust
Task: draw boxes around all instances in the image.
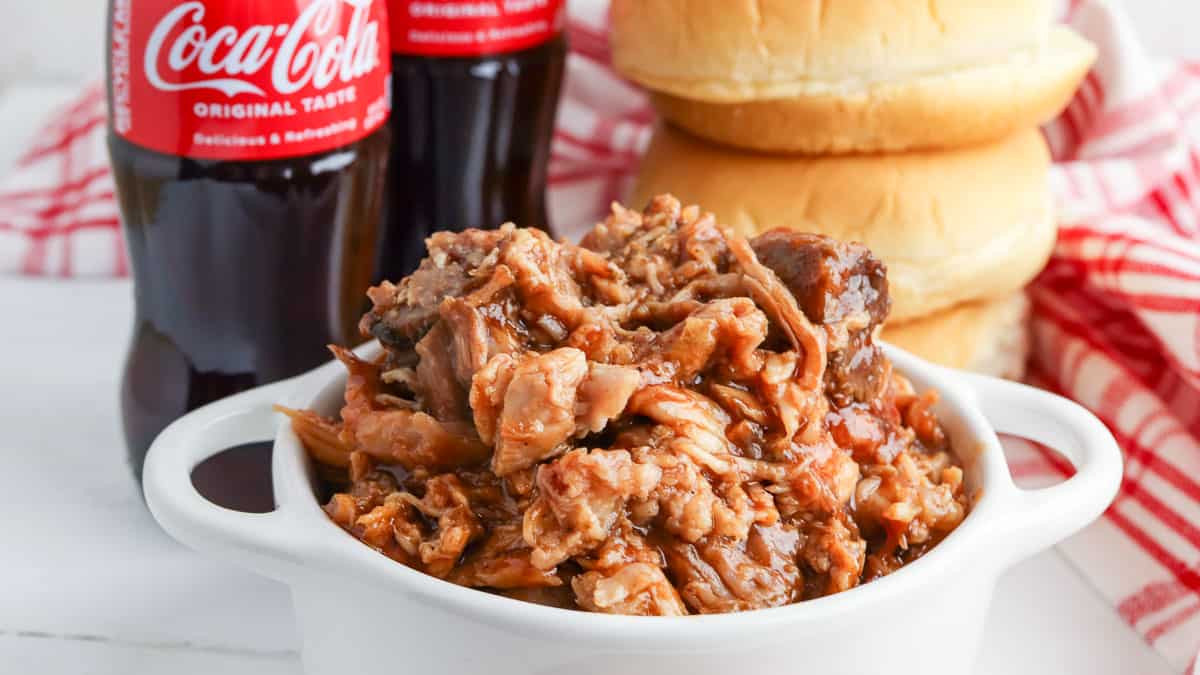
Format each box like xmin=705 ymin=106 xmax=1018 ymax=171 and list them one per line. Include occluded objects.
xmin=630 ymin=124 xmax=1056 ymax=321
xmin=612 ymin=0 xmax=1056 ymax=100
xmin=649 ymin=28 xmax=1096 ymax=154
xmin=883 ymin=293 xmax=1031 ymax=380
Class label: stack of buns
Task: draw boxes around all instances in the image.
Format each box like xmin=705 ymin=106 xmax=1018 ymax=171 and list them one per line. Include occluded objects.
xmin=613 ymin=0 xmax=1096 ymax=379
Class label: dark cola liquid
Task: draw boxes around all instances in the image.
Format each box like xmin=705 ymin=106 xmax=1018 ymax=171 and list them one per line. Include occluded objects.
xmin=380 ymin=35 xmax=567 ymax=280
xmin=110 ymin=129 xmax=390 ymax=482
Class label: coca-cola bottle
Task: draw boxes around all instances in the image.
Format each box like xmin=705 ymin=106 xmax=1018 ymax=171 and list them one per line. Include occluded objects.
xmin=106 ymin=0 xmax=392 ymax=480
xmin=381 ymin=0 xmax=567 ymax=279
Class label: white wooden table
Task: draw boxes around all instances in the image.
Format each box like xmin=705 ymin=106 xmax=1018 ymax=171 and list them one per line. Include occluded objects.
xmin=0 ymin=78 xmax=1179 ymax=675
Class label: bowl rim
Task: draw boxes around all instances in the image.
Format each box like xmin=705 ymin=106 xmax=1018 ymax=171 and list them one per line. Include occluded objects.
xmin=264 ymin=342 xmax=1022 ymax=647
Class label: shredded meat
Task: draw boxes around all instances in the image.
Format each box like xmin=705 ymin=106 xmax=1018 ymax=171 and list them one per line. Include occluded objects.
xmin=751 ymin=230 xmax=891 ymax=407
xmin=330 ymin=346 xmax=489 ymax=471
xmin=449 ymin=523 xmax=562 ymax=590
xmin=471 ymin=350 xmax=640 ymax=477
xmin=524 ymin=448 xmax=661 ymax=569
xmin=361 ymin=227 xmax=509 ymax=350
xmin=573 ymin=562 xmax=688 ymax=616
xmin=484 ymin=348 xmax=591 ymax=476
xmin=641 ymin=298 xmax=768 ymax=383
xmin=664 ymin=523 xmax=803 ymax=613
xmin=297 ymin=195 xmax=970 ymax=615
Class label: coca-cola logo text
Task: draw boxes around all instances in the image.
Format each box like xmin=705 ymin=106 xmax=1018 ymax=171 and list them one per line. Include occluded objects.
xmin=143 ymin=0 xmax=382 ymax=98
xmin=111 ymin=0 xmax=390 ymax=160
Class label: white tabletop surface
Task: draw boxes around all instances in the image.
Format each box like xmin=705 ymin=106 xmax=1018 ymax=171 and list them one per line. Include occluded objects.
xmin=0 ymin=84 xmax=1180 ymax=675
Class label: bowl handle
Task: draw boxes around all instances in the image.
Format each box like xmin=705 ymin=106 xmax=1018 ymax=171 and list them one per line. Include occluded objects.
xmin=955 ymin=372 xmax=1124 ymax=565
xmin=142 ymin=377 xmax=307 ymax=583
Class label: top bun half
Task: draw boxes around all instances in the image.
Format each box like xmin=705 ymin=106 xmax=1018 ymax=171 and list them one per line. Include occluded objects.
xmin=611 ymin=0 xmax=1096 ymax=153
xmin=612 ymin=0 xmax=1056 ymax=101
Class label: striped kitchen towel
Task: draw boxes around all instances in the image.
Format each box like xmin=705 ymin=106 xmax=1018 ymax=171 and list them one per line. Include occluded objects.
xmin=0 ymin=0 xmax=1198 ymax=670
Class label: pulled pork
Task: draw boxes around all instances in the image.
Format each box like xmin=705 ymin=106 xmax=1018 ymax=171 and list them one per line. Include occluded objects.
xmin=287 ymin=195 xmax=969 ymax=615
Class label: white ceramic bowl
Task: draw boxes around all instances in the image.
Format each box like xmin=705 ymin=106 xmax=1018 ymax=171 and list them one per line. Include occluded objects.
xmin=144 ymin=344 xmax=1122 ymax=675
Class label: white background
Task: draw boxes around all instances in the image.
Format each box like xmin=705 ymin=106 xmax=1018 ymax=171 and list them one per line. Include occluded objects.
xmin=0 ymin=0 xmax=1196 ymax=87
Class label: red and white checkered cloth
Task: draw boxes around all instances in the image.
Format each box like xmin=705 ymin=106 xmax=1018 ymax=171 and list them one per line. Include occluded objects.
xmin=2 ymin=0 xmax=1199 ymax=670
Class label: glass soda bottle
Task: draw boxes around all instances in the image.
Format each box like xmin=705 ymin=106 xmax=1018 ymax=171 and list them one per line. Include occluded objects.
xmin=106 ymin=0 xmax=392 ymax=479
xmin=381 ymin=0 xmax=568 ymax=279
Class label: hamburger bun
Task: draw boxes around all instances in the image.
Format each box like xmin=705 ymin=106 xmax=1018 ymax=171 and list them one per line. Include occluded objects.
xmin=883 ymin=292 xmax=1031 ymax=380
xmin=630 ymin=123 xmax=1056 ymax=321
xmin=611 ymin=0 xmax=1096 ymax=154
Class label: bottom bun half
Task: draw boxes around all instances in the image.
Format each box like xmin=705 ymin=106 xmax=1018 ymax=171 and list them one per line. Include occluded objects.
xmin=882 ymin=292 xmax=1031 ymax=380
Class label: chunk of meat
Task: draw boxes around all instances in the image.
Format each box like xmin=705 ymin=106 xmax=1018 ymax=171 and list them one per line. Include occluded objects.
xmin=854 ymin=451 xmax=966 ymax=553
xmin=801 ymin=518 xmax=866 ymax=597
xmin=755 ymin=350 xmax=824 ymax=443
xmin=322 ymin=467 xmax=398 ymax=528
xmin=360 ymin=227 xmax=509 ymax=349
xmin=581 ymin=196 xmax=736 ymax=301
xmin=332 ymin=346 xmax=490 ymax=471
xmin=487 ymin=348 xmax=589 ymax=476
xmin=627 ymin=386 xmax=733 ymax=474
xmin=564 ymin=319 xmax=641 ymax=365
xmin=349 ymin=410 xmax=490 ymax=472
xmin=573 ymin=563 xmax=688 ymax=616
xmin=751 ymin=230 xmax=891 ymax=406
xmin=580 ymin=197 xmax=678 ymax=271
xmin=449 ymin=523 xmax=562 ymax=590
xmin=437 ymin=263 xmax=523 ymax=387
xmin=751 ymin=230 xmax=890 ymax=329
xmin=502 ymin=228 xmax=586 ymax=331
xmin=523 ymin=449 xmax=662 ymax=569
xmin=570 ymin=245 xmax=634 ymax=306
xmin=745 ymin=444 xmax=860 ymax=518
xmin=643 ymin=298 xmax=768 ymax=383
xmin=394 ymin=475 xmax=485 ymax=578
xmin=576 ymin=363 xmax=642 ymax=434
xmin=570 ymin=522 xmax=689 ymax=616
xmin=413 ymin=322 xmax=468 ymax=421
xmin=825 ymin=338 xmax=892 ymax=410
xmin=630 ymin=448 xmax=776 ymax=543
xmin=707 ymin=382 xmax=770 ymax=425
xmin=468 ymin=353 xmax=516 ymax=446
xmin=338 ymin=492 xmax=424 ymax=566
xmin=728 ymin=234 xmax=826 ymax=391
xmin=474 ymin=349 xmax=640 ymax=476
xmin=902 ymin=389 xmax=949 ymax=452
xmin=674 ymin=204 xmax=731 ymax=276
xmin=468 ymin=352 xmax=518 ymax=448
xmin=276 ymin=406 xmax=353 ymax=468
xmin=828 ymin=403 xmax=889 ymax=463
xmin=663 ymin=523 xmax=803 ymax=614
xmin=439 ymin=297 xmax=492 ymax=383
xmin=326 ymin=473 xmax=486 ymax=577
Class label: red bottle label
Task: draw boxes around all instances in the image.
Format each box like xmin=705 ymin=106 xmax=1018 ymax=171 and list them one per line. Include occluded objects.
xmin=109 ymin=0 xmax=391 ymax=161
xmin=389 ymin=0 xmax=565 ymax=56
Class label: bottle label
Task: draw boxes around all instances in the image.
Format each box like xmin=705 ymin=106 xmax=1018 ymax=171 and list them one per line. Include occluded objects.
xmin=109 ymin=0 xmax=391 ymax=161
xmin=389 ymin=0 xmax=565 ymax=56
